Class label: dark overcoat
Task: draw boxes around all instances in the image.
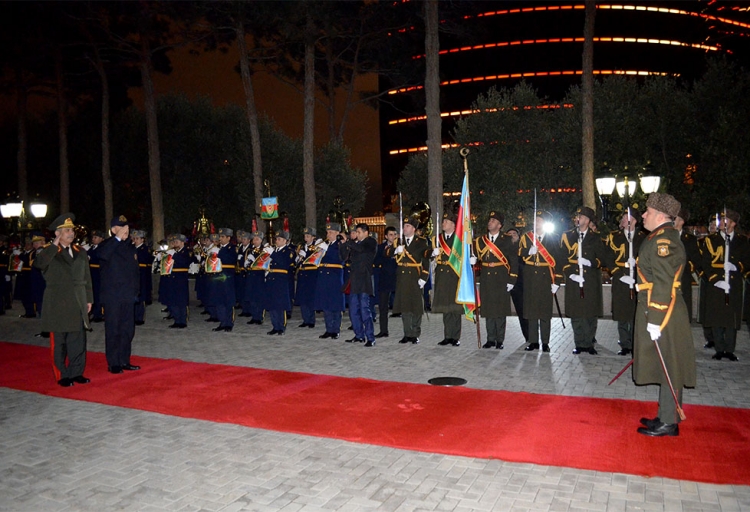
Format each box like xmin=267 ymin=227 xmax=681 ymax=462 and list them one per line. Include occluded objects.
xmin=161 ymin=247 xmax=192 ymax=308
xmin=475 ymin=233 xmax=518 ymax=318
xmin=265 ymin=245 xmax=295 ymax=311
xmin=518 ymin=232 xmax=561 ymax=320
xmin=97 ymin=236 xmax=139 ymax=305
xmin=561 ymin=229 xmax=607 ymax=318
xmin=605 ymin=229 xmax=646 ymax=322
xmin=314 ymin=240 xmax=346 ymax=311
xmin=392 ymin=236 xmax=431 ymax=315
xmin=679 ymin=231 xmax=702 ymax=322
xmin=700 ymin=232 xmax=749 ymax=329
xmin=339 ymin=236 xmax=377 ymax=296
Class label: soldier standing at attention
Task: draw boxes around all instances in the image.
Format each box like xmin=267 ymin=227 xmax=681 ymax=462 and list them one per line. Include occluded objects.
xmin=295 ymin=227 xmax=321 ymax=328
xmin=633 ymin=193 xmax=695 ymax=437
xmin=163 ymin=234 xmax=193 ymax=329
xmin=131 ymin=229 xmax=153 ymax=326
xmin=561 ymin=207 xmax=608 ymax=355
xmin=391 ymin=215 xmax=431 ymax=344
xmin=700 ymin=209 xmax=748 ymax=361
xmin=432 ymin=209 xmax=464 ymax=347
xmin=265 ymin=232 xmax=296 ymax=335
xmin=699 ymin=216 xmax=717 ymax=349
xmin=244 ymin=231 xmax=267 ymax=325
xmin=235 ymin=230 xmax=251 ymax=316
xmin=605 ymin=210 xmax=646 ymax=356
xmin=673 ymin=209 xmax=702 ymax=324
xmin=34 ymin=213 xmax=93 ymax=387
xmin=475 ymin=211 xmax=518 ymax=349
xmin=505 ymin=227 xmax=529 ymax=343
xmin=315 ymin=222 xmax=346 ymax=339
xmin=212 ymin=228 xmax=238 ymax=332
xmin=519 ymin=210 xmax=562 ymax=353
xmin=87 ymin=230 xmax=105 ymax=322
xmin=373 ymin=227 xmax=398 ymax=338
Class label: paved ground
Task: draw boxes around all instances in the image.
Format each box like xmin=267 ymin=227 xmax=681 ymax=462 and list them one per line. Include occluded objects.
xmin=1 ymin=299 xmax=750 ymax=511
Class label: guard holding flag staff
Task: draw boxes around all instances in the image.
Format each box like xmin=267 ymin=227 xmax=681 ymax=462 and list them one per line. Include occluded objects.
xmin=432 ymin=207 xmax=464 ymax=347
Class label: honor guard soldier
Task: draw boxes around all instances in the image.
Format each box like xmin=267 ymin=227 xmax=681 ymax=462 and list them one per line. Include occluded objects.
xmin=295 ymin=227 xmax=321 ymax=328
xmin=605 ymin=210 xmax=646 ymax=356
xmin=519 ymin=210 xmax=562 ymax=352
xmin=633 ymin=193 xmax=695 ymax=437
xmin=0 ymin=234 xmax=10 ymax=313
xmin=235 ymin=230 xmax=251 ymax=315
xmin=561 ymin=206 xmax=608 ymax=355
xmin=155 ymin=235 xmax=174 ymax=319
xmin=193 ymin=234 xmax=211 ymax=313
xmin=131 ymin=229 xmax=154 ymax=325
xmin=474 ymin=211 xmax=518 ymax=349
xmin=315 ymin=222 xmax=346 ymax=339
xmin=244 ymin=231 xmax=268 ymax=325
xmin=391 ymin=215 xmax=431 ymax=344
xmin=13 ymin=238 xmax=35 ymax=318
xmin=265 ymin=231 xmax=296 ymax=334
xmin=34 ymin=213 xmax=93 ymax=386
xmin=373 ymin=226 xmax=399 ymax=338
xmin=29 ymin=234 xmax=47 ymax=317
xmin=162 ymin=234 xmax=192 ymax=328
xmin=431 ymin=208 xmax=464 ymax=347
xmin=701 ymin=209 xmax=749 ymax=361
xmin=673 ymin=209 xmax=702 ymax=323
xmin=505 ymin=227 xmax=529 ymax=343
xmin=698 ymin=215 xmax=717 ymax=349
xmin=202 ymin=233 xmax=221 ymax=322
xmin=87 ymin=230 xmax=105 ymax=322
xmin=209 ymin=228 xmax=237 ymax=332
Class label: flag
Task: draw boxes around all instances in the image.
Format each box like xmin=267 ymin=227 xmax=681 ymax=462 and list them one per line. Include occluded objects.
xmin=261 ymin=197 xmax=279 ymax=220
xmin=448 ymin=172 xmax=477 ymax=320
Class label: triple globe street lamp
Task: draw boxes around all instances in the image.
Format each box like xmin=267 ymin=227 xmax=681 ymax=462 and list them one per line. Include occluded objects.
xmin=1 ymin=195 xmax=48 ymax=236
xmin=595 ymin=162 xmax=661 ymax=226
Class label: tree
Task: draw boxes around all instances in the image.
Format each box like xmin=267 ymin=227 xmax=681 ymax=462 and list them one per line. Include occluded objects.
xmin=424 ymin=0 xmax=443 ymax=222
xmin=581 ymin=0 xmax=596 ymax=210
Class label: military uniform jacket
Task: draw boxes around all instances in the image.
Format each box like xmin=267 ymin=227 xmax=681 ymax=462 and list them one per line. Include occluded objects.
xmin=210 ymin=243 xmax=237 ymax=306
xmin=340 ymin=237 xmax=377 ymax=296
xmin=265 ymin=245 xmax=295 ymax=311
xmin=605 ymin=229 xmax=646 ymax=322
xmin=97 ymin=236 xmax=139 ymax=305
xmin=135 ymin=243 xmax=154 ymax=301
xmin=474 ymin=233 xmax=518 ymax=318
xmin=518 ymin=232 xmax=561 ymax=320
xmin=34 ymin=243 xmax=93 ymax=333
xmin=391 ymin=236 xmax=431 ymax=315
xmin=314 ymin=240 xmax=346 ymax=311
xmin=162 ymin=247 xmax=192 ymax=307
xmin=431 ymin=233 xmax=464 ymax=314
xmin=700 ymin=232 xmax=749 ymax=328
xmin=679 ymin=231 xmax=702 ymax=322
xmin=374 ymin=241 xmax=397 ymax=293
xmin=12 ymin=250 xmax=31 ymax=301
xmin=561 ymin=229 xmax=607 ymax=318
xmin=295 ymin=242 xmax=320 ymax=307
xmin=633 ymin=223 xmax=695 ymax=388
xmin=245 ymin=245 xmax=267 ymax=304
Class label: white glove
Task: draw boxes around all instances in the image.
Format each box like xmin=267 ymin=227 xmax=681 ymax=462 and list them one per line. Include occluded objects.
xmin=626 ymin=257 xmax=636 ymax=269
xmin=647 ymin=323 xmax=661 ymax=341
xmin=315 ymin=238 xmax=323 ymax=245
xmin=418 ymin=278 xmax=426 ymax=289
xmin=506 ymin=283 xmax=514 ymax=292
xmin=569 ymin=274 xmax=584 ymax=284
xmin=246 ymin=254 xmax=256 ymax=264
xmin=81 ymin=244 xmax=91 ymax=251
xmin=551 ymin=284 xmax=560 ymax=294
xmin=298 ymin=249 xmax=307 ymax=258
xmin=714 ymin=280 xmax=730 ymax=291
xmin=154 ymin=253 xmax=163 ymax=261
xmin=209 ymin=247 xmax=220 ymax=255
xmin=528 ymin=245 xmax=538 ymax=255
xmin=469 ymin=256 xmax=477 ymax=265
xmin=578 ymin=257 xmax=592 ymax=267
xmin=188 ymin=262 xmax=200 ymax=275
xmin=394 ymin=245 xmax=404 ymax=255
xmin=619 ymin=275 xmax=636 ymax=286
xmin=12 ymin=249 xmax=21 ymax=255
xmin=167 ymin=249 xmax=176 ymax=256
xmin=431 ymin=248 xmax=440 ymax=257
xmin=318 ymin=242 xmax=329 ymax=252
xmin=263 ymin=246 xmax=274 ymax=255
xmin=724 ymin=261 xmax=737 ymax=272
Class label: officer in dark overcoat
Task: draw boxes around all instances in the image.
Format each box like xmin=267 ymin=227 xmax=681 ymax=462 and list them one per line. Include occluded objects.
xmin=673 ymin=209 xmax=702 ymax=323
xmin=295 ymin=227 xmax=321 ymax=328
xmin=29 ymin=234 xmax=47 ymax=317
xmin=431 ymin=210 xmax=464 ymax=347
xmin=475 ymin=211 xmax=518 ymax=349
xmin=34 ymin=213 xmax=93 ymax=386
xmin=97 ymin=215 xmax=140 ymax=374
xmin=87 ymin=230 xmax=105 ymax=322
xmin=315 ymin=222 xmax=346 ymax=339
xmin=13 ymin=239 xmax=35 ymax=318
xmin=373 ymin=226 xmax=398 ymax=338
xmin=131 ymin=229 xmax=154 ymax=325
xmin=235 ymin=230 xmax=251 ymax=314
xmin=163 ymin=234 xmax=192 ymax=328
xmin=265 ymin=232 xmax=296 ymax=334
xmin=391 ymin=216 xmax=431 ymax=344
xmin=211 ymin=227 xmax=237 ymax=332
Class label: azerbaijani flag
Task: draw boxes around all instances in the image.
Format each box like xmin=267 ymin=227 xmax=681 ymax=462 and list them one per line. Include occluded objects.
xmin=448 ymin=171 xmax=477 ymax=321
xmin=261 ymin=197 xmax=279 ymax=220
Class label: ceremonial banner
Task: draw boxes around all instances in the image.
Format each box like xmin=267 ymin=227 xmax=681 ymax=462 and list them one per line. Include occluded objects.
xmin=250 ymin=251 xmax=271 ymax=271
xmin=205 ymin=253 xmax=223 ymax=273
xmin=448 ymin=172 xmax=477 ymax=320
xmin=303 ymin=249 xmax=325 ymax=267
xmin=160 ymin=254 xmax=174 ymax=275
xmin=261 ymin=197 xmax=279 ymax=220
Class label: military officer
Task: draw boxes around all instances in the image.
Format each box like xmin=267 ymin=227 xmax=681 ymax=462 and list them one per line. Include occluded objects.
xmin=162 ymin=234 xmax=192 ymax=328
xmin=699 ymin=215 xmax=718 ymax=349
xmin=561 ymin=206 xmax=608 ymax=355
xmin=373 ymin=226 xmax=398 ymax=338
xmin=673 ymin=209 xmax=702 ymax=324
xmin=700 ymin=209 xmax=749 ymax=361
xmin=474 ymin=211 xmax=518 ymax=349
xmin=87 ymin=230 xmax=105 ymax=322
xmin=34 ymin=213 xmax=93 ymax=386
xmin=431 ymin=209 xmax=464 ymax=346
xmin=391 ymin=215 xmax=431 ymax=344
xmin=244 ymin=230 xmax=268 ymax=325
xmin=634 ymin=193 xmax=695 ymax=437
xmin=295 ymin=227 xmax=321 ymax=328
xmin=315 ymin=222 xmax=346 ymax=339
xmin=505 ymin=227 xmax=529 ymax=343
xmin=211 ymin=228 xmax=237 ymax=332
xmin=0 ymin=234 xmax=9 ymax=313
xmin=193 ymin=234 xmax=211 ymax=313
xmin=29 ymin=234 xmax=47 ymax=317
xmin=265 ymin=232 xmax=296 ymax=335
xmin=131 ymin=229 xmax=153 ymax=325
xmin=235 ymin=230 xmax=251 ymax=315
xmin=519 ymin=210 xmax=562 ymax=352
xmin=605 ymin=210 xmax=646 ymax=356
xmin=13 ymin=238 xmax=35 ymax=318
xmin=202 ymin=233 xmax=222 ymax=323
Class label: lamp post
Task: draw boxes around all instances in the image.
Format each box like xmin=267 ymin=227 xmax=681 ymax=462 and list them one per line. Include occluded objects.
xmin=1 ymin=195 xmax=48 ymax=236
xmin=638 ymin=161 xmax=661 ymax=195
xmin=615 ymin=167 xmax=638 ymax=209
xmin=595 ymin=163 xmax=616 ymax=224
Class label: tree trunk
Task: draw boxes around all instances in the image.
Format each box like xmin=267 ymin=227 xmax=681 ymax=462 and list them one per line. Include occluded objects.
xmin=56 ymin=48 xmax=70 ymax=213
xmin=93 ymin=47 xmax=113 ymax=228
xmin=16 ymin=70 xmax=27 ymax=204
xmin=140 ymin=40 xmax=164 ymax=242
xmin=581 ymin=0 xmax=596 ymax=210
xmin=237 ymin=20 xmax=264 ymax=215
xmin=424 ymin=0 xmax=443 ymax=219
xmin=325 ymin=37 xmax=337 ymax=144
xmin=303 ymin=14 xmax=317 ymax=228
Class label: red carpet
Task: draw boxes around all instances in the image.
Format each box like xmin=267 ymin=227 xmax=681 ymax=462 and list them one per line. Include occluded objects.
xmin=1 ymin=341 xmax=749 ymax=485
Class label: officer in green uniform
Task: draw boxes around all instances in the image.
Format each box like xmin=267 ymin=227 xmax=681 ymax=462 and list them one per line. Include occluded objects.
xmin=605 ymin=210 xmax=646 ymax=356
xmin=33 ymin=213 xmax=93 ymax=387
xmin=634 ymin=193 xmax=695 ymax=437
xmin=474 ymin=211 xmax=518 ymax=349
xmin=561 ymin=206 xmax=609 ymax=355
xmin=391 ymin=215 xmax=431 ymax=344
xmin=431 ymin=209 xmax=464 ymax=346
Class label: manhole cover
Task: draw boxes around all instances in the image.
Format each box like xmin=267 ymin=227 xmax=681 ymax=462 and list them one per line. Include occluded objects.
xmin=428 ymin=377 xmax=467 ymax=386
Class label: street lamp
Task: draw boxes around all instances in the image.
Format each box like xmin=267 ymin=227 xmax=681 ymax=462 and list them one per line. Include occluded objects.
xmin=1 ymin=195 xmax=48 ymax=235
xmin=1 ymin=196 xmax=24 ymax=235
xmin=595 ymin=163 xmax=616 ymax=223
xmin=615 ymin=167 xmax=638 ymax=204
xmin=29 ymin=200 xmax=48 ymax=221
xmin=639 ymin=161 xmax=661 ymax=194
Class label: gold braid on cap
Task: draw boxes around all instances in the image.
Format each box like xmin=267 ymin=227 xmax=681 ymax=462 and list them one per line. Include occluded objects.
xmin=57 ymin=218 xmax=75 ymax=229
